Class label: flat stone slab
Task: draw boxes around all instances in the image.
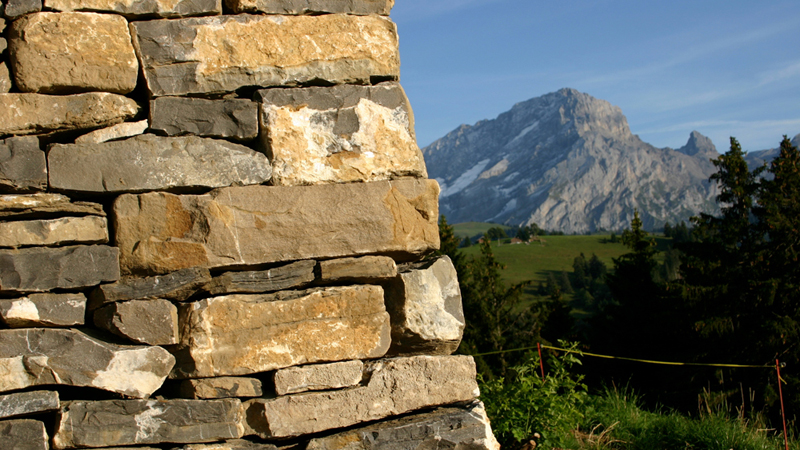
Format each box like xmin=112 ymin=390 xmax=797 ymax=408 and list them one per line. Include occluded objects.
xmin=0 ymin=328 xmax=175 ymax=398
xmin=150 ymin=97 xmax=258 ymax=141
xmin=113 ymin=179 xmax=439 ymax=275
xmin=0 ymin=135 xmax=46 ymax=193
xmin=8 ymin=12 xmax=138 ymax=94
xmin=0 ymin=193 xmax=105 ymax=220
xmin=3 ymin=0 xmax=42 ymax=19
xmin=49 ymin=134 xmax=271 ymax=194
xmin=0 ymin=292 xmax=86 ymax=327
xmin=176 ymin=441 xmax=277 ymax=450
xmin=274 ymin=360 xmax=364 ymax=395
xmin=178 ymin=377 xmax=263 ymax=399
xmin=0 ymin=245 xmax=119 ymax=293
xmin=226 ymin=0 xmax=393 ymax=14
xmin=318 ymin=255 xmax=397 ymax=283
xmin=0 ymin=419 xmax=49 ymax=450
xmin=0 ymin=92 xmax=139 ymax=136
xmin=89 ymin=267 xmax=212 ymax=310
xmin=245 ymin=355 xmax=479 ymax=438
xmin=94 ymin=298 xmax=179 ymax=345
xmin=131 ymin=14 xmax=399 ymax=96
xmin=43 ymin=0 xmax=222 ymax=17
xmin=52 ymin=399 xmax=244 ymax=449
xmin=0 ymin=390 xmax=59 ymax=419
xmin=75 ymin=120 xmax=149 ymax=144
xmin=172 ymin=285 xmax=390 ymax=378
xmin=385 ymin=256 xmax=464 ymax=356
xmin=258 ymin=82 xmax=425 ymax=186
xmin=201 ymin=260 xmax=316 ymax=296
xmin=0 ymin=215 xmax=108 ymax=248
xmin=307 ymin=401 xmax=500 ymax=450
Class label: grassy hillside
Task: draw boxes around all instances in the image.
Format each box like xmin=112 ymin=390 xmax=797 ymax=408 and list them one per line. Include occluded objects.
xmin=452 ymin=222 xmax=514 ymax=239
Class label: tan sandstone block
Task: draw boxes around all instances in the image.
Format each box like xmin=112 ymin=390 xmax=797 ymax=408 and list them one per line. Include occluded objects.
xmin=44 ymin=0 xmax=222 ymax=17
xmin=274 ymin=360 xmax=364 ymax=395
xmin=113 ymin=179 xmax=439 ymax=275
xmin=9 ymin=12 xmax=138 ymax=94
xmin=0 ymin=216 xmax=108 ymax=248
xmin=171 ymin=285 xmax=390 ymax=378
xmin=131 ymin=13 xmax=399 ymax=96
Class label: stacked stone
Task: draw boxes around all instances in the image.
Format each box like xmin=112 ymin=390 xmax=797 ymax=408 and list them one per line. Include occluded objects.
xmin=0 ymin=1 xmax=500 ymax=449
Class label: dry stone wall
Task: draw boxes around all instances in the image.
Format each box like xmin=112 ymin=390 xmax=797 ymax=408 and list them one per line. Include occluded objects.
xmin=0 ymin=1 xmax=500 ymax=449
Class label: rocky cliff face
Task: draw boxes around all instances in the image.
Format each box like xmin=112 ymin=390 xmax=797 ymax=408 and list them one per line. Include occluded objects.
xmin=423 ymin=88 xmax=720 ymax=232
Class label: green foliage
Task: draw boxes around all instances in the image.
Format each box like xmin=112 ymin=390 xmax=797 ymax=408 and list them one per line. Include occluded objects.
xmin=486 ymin=226 xmax=508 ymax=241
xmin=479 ymin=341 xmax=588 ymax=449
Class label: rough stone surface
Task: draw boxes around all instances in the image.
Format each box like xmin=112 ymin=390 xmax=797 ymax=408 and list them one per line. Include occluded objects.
xmin=176 ymin=441 xmax=277 ymax=450
xmin=0 ymin=390 xmax=59 ymax=420
xmin=0 ymin=135 xmax=46 ymax=192
xmin=94 ymin=298 xmax=179 ymax=345
xmin=202 ymin=260 xmax=316 ymax=296
xmin=113 ymin=179 xmax=439 ymax=275
xmin=52 ymin=399 xmax=244 ymax=449
xmin=0 ymin=419 xmax=48 ymax=450
xmin=226 ymin=0 xmax=393 ymax=15
xmin=245 ymin=355 xmax=479 ymax=438
xmin=258 ymin=83 xmax=425 ymax=186
xmin=0 ymin=292 xmax=86 ymax=327
xmin=8 ymin=12 xmax=138 ymax=94
xmin=0 ymin=215 xmax=108 ymax=248
xmin=172 ymin=285 xmax=390 ymax=378
xmin=274 ymin=360 xmax=364 ymax=395
xmin=0 ymin=245 xmax=119 ymax=293
xmin=48 ymin=134 xmax=271 ymax=194
xmin=0 ymin=193 xmax=104 ymax=220
xmin=307 ymin=401 xmax=500 ymax=450
xmin=0 ymin=62 xmax=11 ymax=94
xmin=384 ymin=256 xmax=465 ymax=356
xmin=131 ymin=14 xmax=399 ymax=96
xmin=0 ymin=328 xmax=175 ymax=397
xmin=43 ymin=0 xmax=222 ymax=17
xmin=3 ymin=0 xmax=42 ymax=19
xmin=178 ymin=377 xmax=263 ymax=399
xmin=151 ymin=97 xmax=258 ymax=141
xmin=0 ymin=92 xmax=139 ymax=136
xmin=89 ymin=267 xmax=212 ymax=309
xmin=318 ymin=255 xmax=396 ymax=283
xmin=75 ymin=120 xmax=149 ymax=144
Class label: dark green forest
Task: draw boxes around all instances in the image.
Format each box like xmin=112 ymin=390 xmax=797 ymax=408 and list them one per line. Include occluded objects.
xmin=437 ymin=136 xmax=800 ymax=447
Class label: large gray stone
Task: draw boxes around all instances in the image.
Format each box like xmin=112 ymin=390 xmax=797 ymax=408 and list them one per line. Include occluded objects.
xmin=384 ymin=256 xmax=465 ymax=356
xmin=318 ymin=255 xmax=397 ymax=283
xmin=151 ymin=97 xmax=259 ymax=141
xmin=306 ymin=401 xmax=500 ymax=450
xmin=0 ymin=92 xmax=139 ymax=136
xmin=201 ymin=260 xmax=316 ymax=296
xmin=3 ymin=0 xmax=42 ymax=19
xmin=52 ymin=399 xmax=244 ymax=449
xmin=8 ymin=12 xmax=138 ymax=94
xmin=43 ymin=0 xmax=222 ymax=17
xmin=171 ymin=285 xmax=390 ymax=378
xmin=0 ymin=390 xmax=59 ymax=419
xmin=131 ymin=14 xmax=399 ymax=96
xmin=273 ymin=360 xmax=363 ymax=395
xmin=177 ymin=377 xmax=263 ymax=399
xmin=89 ymin=267 xmax=212 ymax=310
xmin=0 ymin=419 xmax=48 ymax=450
xmin=225 ymin=0 xmax=393 ymax=15
xmin=113 ymin=179 xmax=439 ymax=275
xmin=0 ymin=215 xmax=108 ymax=248
xmin=0 ymin=328 xmax=175 ymax=397
xmin=244 ymin=355 xmax=479 ymax=438
xmin=94 ymin=298 xmax=179 ymax=345
xmin=0 ymin=245 xmax=119 ymax=293
xmin=258 ymin=82 xmax=426 ymax=186
xmin=0 ymin=135 xmax=46 ymax=193
xmin=0 ymin=193 xmax=105 ymax=220
xmin=49 ymin=134 xmax=271 ymax=194
xmin=74 ymin=120 xmax=149 ymax=144
xmin=0 ymin=292 xmax=86 ymax=327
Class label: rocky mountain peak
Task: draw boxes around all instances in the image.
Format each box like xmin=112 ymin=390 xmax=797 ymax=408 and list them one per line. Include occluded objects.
xmin=677 ymin=130 xmax=717 ymax=158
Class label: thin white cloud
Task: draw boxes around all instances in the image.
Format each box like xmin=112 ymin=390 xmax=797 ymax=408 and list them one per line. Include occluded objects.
xmin=758 ymin=60 xmax=800 ymax=86
xmin=639 ymin=118 xmax=800 ymax=135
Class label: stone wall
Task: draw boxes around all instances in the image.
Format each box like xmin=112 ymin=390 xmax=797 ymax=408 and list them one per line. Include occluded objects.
xmin=0 ymin=1 xmax=500 ymax=449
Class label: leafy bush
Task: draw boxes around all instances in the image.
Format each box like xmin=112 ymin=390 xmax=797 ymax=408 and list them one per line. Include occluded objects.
xmin=479 ymin=341 xmax=588 ymax=449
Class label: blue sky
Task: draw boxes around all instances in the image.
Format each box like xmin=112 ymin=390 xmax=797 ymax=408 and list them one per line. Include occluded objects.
xmin=391 ymin=0 xmax=800 ymax=153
